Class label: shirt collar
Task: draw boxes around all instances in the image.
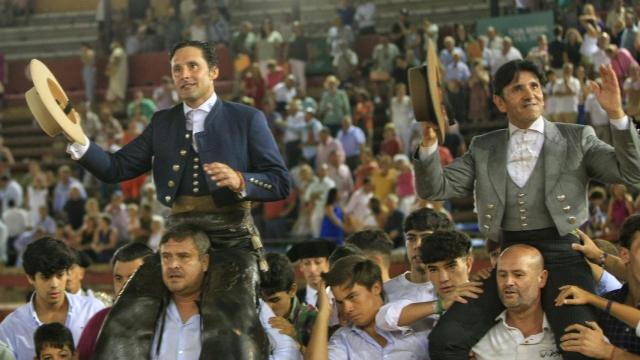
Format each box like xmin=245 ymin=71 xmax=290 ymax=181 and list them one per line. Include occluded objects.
xmin=495 ymin=310 xmax=552 ymax=332
xmin=508 ymin=116 xmax=544 ymax=135
xmin=29 ymin=292 xmax=73 ymax=325
xmin=182 ymin=91 xmax=218 ymax=116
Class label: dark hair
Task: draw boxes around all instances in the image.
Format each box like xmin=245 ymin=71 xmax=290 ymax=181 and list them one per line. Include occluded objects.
xmin=70 ymin=248 xmax=92 ymax=268
xmin=160 ymin=223 xmax=211 ymax=255
xmin=111 ymin=242 xmax=154 ymax=266
xmin=403 ymin=207 xmax=453 ymax=233
xmin=169 ymin=40 xmax=219 ymax=69
xmin=325 ymin=187 xmax=339 ymax=206
xmin=329 ymin=243 xmax=364 ymax=265
xmin=492 ymin=59 xmax=545 ymax=96
xmin=346 ymin=230 xmax=394 ymax=266
xmin=100 ymin=214 xmax=112 ymax=226
xmin=619 ymin=214 xmax=640 ymax=249
xmin=23 ymin=237 xmax=74 ymax=278
xmin=321 ymin=255 xmax=382 ymax=291
xmin=34 ymin=323 xmax=75 ymax=357
xmin=260 ymin=253 xmax=295 ymax=296
xmin=420 ymin=230 xmax=471 ymax=264
xmin=368 ymin=197 xmax=382 ymax=215
xmin=553 ymin=25 xmax=563 ymax=37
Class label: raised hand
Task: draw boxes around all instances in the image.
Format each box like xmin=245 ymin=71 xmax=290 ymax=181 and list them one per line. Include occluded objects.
xmin=590 ymin=64 xmax=625 ymax=119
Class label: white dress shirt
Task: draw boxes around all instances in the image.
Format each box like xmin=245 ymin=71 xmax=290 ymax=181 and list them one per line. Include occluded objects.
xmin=328 ymin=323 xmax=430 ymax=360
xmin=0 ymin=292 xmax=105 ymax=360
xmin=471 ymin=311 xmax=561 ymax=360
xmin=184 ymin=92 xmax=218 ymax=152
xmin=151 ymin=299 xmax=301 ymax=360
xmin=507 ymin=117 xmax=545 ymax=188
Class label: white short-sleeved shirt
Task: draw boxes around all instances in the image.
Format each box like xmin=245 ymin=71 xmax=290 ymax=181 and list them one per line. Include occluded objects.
xmin=381 ymin=272 xmax=438 ymax=332
xmin=471 ymin=311 xmax=562 ymax=360
xmin=552 ymin=77 xmax=581 ymax=113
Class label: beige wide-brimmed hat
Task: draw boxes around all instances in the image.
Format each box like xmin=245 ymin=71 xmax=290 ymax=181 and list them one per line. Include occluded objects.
xmin=408 ymin=38 xmax=448 ymax=144
xmin=25 ymin=59 xmax=87 ymax=145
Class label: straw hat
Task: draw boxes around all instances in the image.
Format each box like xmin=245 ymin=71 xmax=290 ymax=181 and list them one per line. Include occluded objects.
xmin=25 ymin=59 xmax=87 ymax=145
xmin=408 ymin=38 xmax=448 ymax=143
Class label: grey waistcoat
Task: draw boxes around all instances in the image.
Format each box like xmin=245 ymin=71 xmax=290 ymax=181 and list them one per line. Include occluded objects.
xmin=501 ymin=151 xmax=555 ymax=231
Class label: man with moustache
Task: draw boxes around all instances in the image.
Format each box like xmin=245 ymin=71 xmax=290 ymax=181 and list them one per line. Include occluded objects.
xmin=471 ymin=244 xmax=561 ymax=359
xmin=151 ymin=225 xmax=300 ymax=359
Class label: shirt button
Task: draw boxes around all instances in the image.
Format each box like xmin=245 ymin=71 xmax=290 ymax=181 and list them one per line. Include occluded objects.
xmin=193 ymin=173 xmax=198 ymax=178
xmin=193 ymin=181 xmax=199 ymax=186
xmin=193 ymin=165 xmax=199 ymax=170
xmin=485 ymin=214 xmax=492 ymax=220
xmin=522 ymin=223 xmax=528 ymax=227
xmin=518 ymin=200 xmax=525 ymax=205
xmin=185 ymin=133 xmax=191 ymax=139
xmin=568 ymin=216 xmax=576 ymax=224
xmin=172 ymin=165 xmax=180 ymax=172
xmin=180 ymin=149 xmax=187 ymax=156
xmin=487 ymin=204 xmax=495 ymax=210
xmin=557 ymin=194 xmax=566 ymax=201
xmin=519 ymin=208 xmax=526 ymax=213
xmin=518 ymin=193 xmax=525 ymax=198
xmin=168 ymin=180 xmax=175 ymax=188
xmin=165 ymin=196 xmax=171 ymax=202
xmin=193 ymin=187 xmax=199 ymax=193
xmin=563 ymin=205 xmax=571 ymax=213
xmin=194 ymin=157 xmax=200 ymax=162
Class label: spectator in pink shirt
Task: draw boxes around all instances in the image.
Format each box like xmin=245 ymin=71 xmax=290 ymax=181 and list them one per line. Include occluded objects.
xmin=316 ymin=127 xmax=345 ymax=172
xmin=393 ymin=154 xmax=416 ymax=215
xmin=606 ymin=44 xmax=638 ymax=93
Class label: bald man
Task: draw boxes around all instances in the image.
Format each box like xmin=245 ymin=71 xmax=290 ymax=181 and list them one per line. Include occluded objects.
xmin=472 ymin=245 xmax=562 ymax=360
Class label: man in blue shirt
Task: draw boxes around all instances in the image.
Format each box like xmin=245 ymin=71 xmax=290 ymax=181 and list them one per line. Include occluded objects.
xmin=0 ymin=238 xmax=105 ymax=360
xmin=149 ymin=224 xmax=301 ymax=360
xmin=336 ymin=116 xmax=366 ymax=172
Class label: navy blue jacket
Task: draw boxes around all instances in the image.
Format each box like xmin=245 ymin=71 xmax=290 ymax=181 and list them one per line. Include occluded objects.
xmin=79 ymin=100 xmax=290 ymax=208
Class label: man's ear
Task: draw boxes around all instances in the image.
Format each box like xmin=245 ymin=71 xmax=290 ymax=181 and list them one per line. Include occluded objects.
xmin=201 ymin=253 xmax=210 ymax=271
xmin=288 ymin=282 xmax=298 ymax=297
xmin=466 ymin=256 xmax=474 ymax=274
xmin=539 ymin=269 xmax=549 ymax=288
xmin=371 ymin=281 xmax=382 ymax=296
xmin=27 ymin=275 xmax=35 ymax=286
xmin=620 ymin=247 xmax=630 ymax=265
xmin=493 ymin=94 xmax=506 ymax=113
xmin=209 ymin=66 xmax=219 ymax=81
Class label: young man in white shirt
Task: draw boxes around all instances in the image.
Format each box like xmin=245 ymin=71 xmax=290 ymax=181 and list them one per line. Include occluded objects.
xmin=383 ymin=208 xmax=454 ymax=332
xmin=0 ymin=238 xmax=105 ymax=360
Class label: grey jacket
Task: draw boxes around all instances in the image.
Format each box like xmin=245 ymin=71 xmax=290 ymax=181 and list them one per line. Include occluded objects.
xmin=414 ymin=120 xmax=640 ymax=240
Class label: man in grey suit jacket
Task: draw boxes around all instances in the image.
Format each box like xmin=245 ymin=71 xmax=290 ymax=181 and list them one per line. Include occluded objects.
xmin=414 ymin=59 xmax=640 ymax=360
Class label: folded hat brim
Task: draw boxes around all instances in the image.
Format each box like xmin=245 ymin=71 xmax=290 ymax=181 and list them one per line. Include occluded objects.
xmin=26 ymin=59 xmax=86 ymax=145
xmin=408 ymin=39 xmax=448 ymax=144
